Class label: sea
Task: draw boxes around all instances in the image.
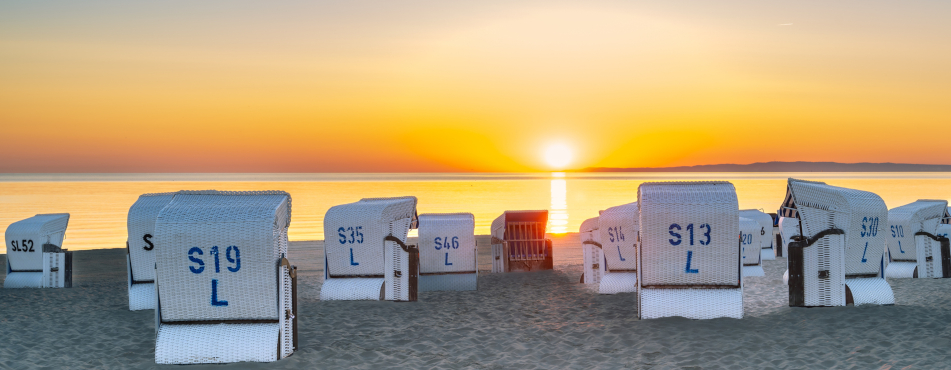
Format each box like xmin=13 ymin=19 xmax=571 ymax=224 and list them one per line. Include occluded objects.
xmin=2 ymin=172 xmax=950 ymax=253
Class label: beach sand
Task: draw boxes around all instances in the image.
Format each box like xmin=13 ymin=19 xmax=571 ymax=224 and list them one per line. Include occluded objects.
xmin=2 ymin=233 xmax=951 ymax=369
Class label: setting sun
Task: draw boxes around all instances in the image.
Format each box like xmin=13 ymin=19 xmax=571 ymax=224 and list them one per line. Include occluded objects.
xmin=544 ymin=143 xmax=573 ymax=170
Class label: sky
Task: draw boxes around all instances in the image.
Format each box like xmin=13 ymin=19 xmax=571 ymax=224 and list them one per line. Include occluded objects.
xmin=1 ymin=0 xmax=949 ymax=172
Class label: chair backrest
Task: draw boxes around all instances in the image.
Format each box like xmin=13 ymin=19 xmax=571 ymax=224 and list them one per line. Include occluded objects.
xmin=887 ymin=200 xmax=948 ymax=263
xmin=786 ymin=179 xmax=888 ymax=277
xmin=739 ymin=210 xmax=773 ymax=250
xmin=779 ymin=216 xmax=800 ymax=246
xmin=6 ymin=214 xmax=70 ymax=271
xmin=417 ymin=213 xmax=476 ymax=274
xmin=580 ymin=217 xmax=600 ymax=245
xmin=323 ymin=196 xmax=417 ymax=277
xmin=154 ymin=190 xmax=291 ymax=322
xmin=638 ymin=182 xmax=739 ymax=288
xmin=739 ymin=217 xmax=761 ymax=266
xmin=491 ymin=210 xmax=549 ymax=261
xmin=127 ymin=193 xmax=176 ymax=282
xmin=599 ymin=202 xmax=638 ymax=272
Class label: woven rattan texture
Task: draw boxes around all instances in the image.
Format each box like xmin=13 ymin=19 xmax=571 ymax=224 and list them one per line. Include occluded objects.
xmin=845 ymin=277 xmax=895 ymax=305
xmin=779 ymin=217 xmax=801 ymax=257
xmin=155 ymin=323 xmax=280 ymax=364
xmin=639 ymin=288 xmax=743 ymax=319
xmin=41 ymin=252 xmax=66 ymax=288
xmin=580 ymin=217 xmax=604 ymax=285
xmin=6 ymin=214 xmax=70 ymax=272
xmin=598 ymin=272 xmax=637 ymax=294
xmin=599 ymin=202 xmax=638 ymax=272
xmin=637 ymin=182 xmax=740 ymax=287
xmin=127 ymin=193 xmax=176 ymax=283
xmin=4 ymin=272 xmax=44 ymax=288
xmin=740 ymin=217 xmax=762 ymax=267
xmin=419 ymin=273 xmax=478 ymax=291
xmin=740 ymin=210 xmax=775 ymax=259
xmin=384 ymin=217 xmax=413 ymax=301
xmin=886 ymin=200 xmax=947 ymax=265
xmin=129 ymin=283 xmax=156 ymax=311
xmin=155 ymin=191 xmax=290 ymax=322
xmin=320 ymin=278 xmax=384 ymax=300
xmin=418 ymin=213 xmax=476 ymax=274
xmin=884 ymin=262 xmax=917 ymax=278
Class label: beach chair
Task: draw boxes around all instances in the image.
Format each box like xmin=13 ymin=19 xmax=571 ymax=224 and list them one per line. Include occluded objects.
xmin=490 ymin=210 xmax=553 ymax=273
xmin=598 ymin=202 xmax=638 ymax=294
xmin=781 ymin=178 xmax=893 ymax=307
xmin=637 ymin=182 xmax=742 ymax=320
xmin=4 ymin=213 xmax=72 ymax=289
xmin=740 ymin=210 xmax=775 ymax=261
xmin=321 ymin=196 xmax=419 ymax=301
xmin=740 ymin=217 xmax=764 ymax=277
xmin=417 ymin=213 xmax=477 ymax=291
xmin=153 ymin=191 xmax=297 ymax=364
xmin=884 ymin=200 xmax=950 ymax=279
xmin=779 ymin=216 xmax=801 ymax=284
xmin=126 ymin=192 xmax=176 ymax=310
xmin=579 ymin=216 xmax=604 ymax=284
xmin=769 ymin=212 xmax=782 ymax=257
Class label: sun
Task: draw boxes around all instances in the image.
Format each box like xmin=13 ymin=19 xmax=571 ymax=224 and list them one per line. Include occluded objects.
xmin=544 ymin=143 xmax=573 ymax=170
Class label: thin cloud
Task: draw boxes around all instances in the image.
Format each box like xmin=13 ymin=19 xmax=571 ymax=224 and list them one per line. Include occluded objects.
xmin=778 ymin=23 xmax=793 ymax=26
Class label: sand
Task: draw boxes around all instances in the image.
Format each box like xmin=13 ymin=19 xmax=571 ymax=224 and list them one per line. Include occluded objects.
xmin=2 ymin=233 xmax=951 ymax=369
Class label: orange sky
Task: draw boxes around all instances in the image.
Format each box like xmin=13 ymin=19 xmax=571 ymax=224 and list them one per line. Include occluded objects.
xmin=1 ymin=1 xmax=949 ymax=172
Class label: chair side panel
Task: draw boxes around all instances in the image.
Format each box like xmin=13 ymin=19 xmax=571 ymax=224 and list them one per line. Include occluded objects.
xmin=599 ymin=204 xmax=638 ymax=272
xmin=129 ymin=194 xmax=176 ymax=281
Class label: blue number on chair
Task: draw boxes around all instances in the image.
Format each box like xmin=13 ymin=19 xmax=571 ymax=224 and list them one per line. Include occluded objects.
xmin=188 ymin=247 xmax=205 ymax=274
xmin=226 ymin=246 xmax=241 ymax=272
xmin=617 ymin=245 xmax=626 ymax=261
xmin=669 ymin=224 xmax=682 ymax=245
xmin=861 ymin=242 xmax=868 ymax=263
xmin=445 ymin=252 xmax=453 ymax=266
xmin=685 ymin=251 xmax=699 ymax=273
xmin=211 ymin=279 xmax=228 ymax=306
xmin=350 ymin=248 xmax=359 ymax=266
xmin=898 ymin=240 xmax=904 ymax=254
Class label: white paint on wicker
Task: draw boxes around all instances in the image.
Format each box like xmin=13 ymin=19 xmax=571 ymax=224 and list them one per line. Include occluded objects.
xmin=637 ymin=181 xmax=742 ymax=320
xmin=845 ymin=277 xmax=894 ymax=305
xmin=580 ymin=216 xmax=604 ymax=285
xmin=155 ymin=323 xmax=280 ymax=364
xmin=598 ymin=202 xmax=639 ymax=294
xmin=321 ymin=196 xmax=417 ymax=301
xmin=126 ymin=192 xmax=177 ymax=310
xmin=152 ymin=190 xmax=295 ymax=364
xmin=885 ymin=199 xmax=947 ymax=279
xmin=740 ymin=210 xmax=775 ymax=260
xmin=5 ymin=213 xmax=71 ymax=289
xmin=417 ymin=213 xmax=477 ymax=292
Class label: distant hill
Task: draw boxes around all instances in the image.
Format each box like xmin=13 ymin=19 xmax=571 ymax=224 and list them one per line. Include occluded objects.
xmin=579 ymin=161 xmax=951 ymax=172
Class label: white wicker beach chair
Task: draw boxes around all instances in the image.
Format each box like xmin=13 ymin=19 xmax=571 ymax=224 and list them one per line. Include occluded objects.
xmin=417 ymin=213 xmax=477 ymax=291
xmin=740 ymin=217 xmax=764 ymax=277
xmin=779 ymin=216 xmax=801 ymax=284
xmin=637 ymin=182 xmax=742 ymax=320
xmin=579 ymin=216 xmax=604 ymax=285
xmin=739 ymin=210 xmax=775 ymax=261
xmin=490 ymin=210 xmax=553 ymax=273
xmin=126 ymin=192 xmax=177 ymax=311
xmin=598 ymin=202 xmax=638 ymax=294
xmin=4 ymin=213 xmax=72 ymax=289
xmin=884 ymin=200 xmax=950 ymax=279
xmin=153 ymin=191 xmax=297 ymax=364
xmin=781 ymin=178 xmax=893 ymax=307
xmin=321 ymin=196 xmax=419 ymax=301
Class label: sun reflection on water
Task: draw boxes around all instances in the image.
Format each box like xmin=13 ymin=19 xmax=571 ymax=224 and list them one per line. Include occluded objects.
xmin=549 ymin=173 xmax=568 ymax=234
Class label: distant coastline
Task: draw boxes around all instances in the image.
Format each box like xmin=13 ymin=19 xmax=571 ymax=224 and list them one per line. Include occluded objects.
xmin=578 ymin=161 xmax=951 ymax=172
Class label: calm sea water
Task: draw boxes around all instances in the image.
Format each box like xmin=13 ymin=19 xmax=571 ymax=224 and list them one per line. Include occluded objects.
xmin=2 ymin=172 xmax=951 ymax=253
